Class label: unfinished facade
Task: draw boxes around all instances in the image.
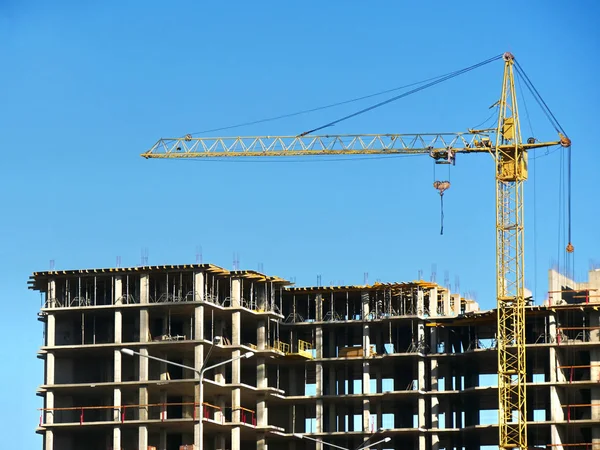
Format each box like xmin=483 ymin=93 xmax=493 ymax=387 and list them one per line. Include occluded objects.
xmin=31 ymin=264 xmax=600 ymax=450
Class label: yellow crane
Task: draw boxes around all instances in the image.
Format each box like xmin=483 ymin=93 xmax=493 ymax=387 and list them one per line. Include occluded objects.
xmin=142 ymin=52 xmax=570 ymax=449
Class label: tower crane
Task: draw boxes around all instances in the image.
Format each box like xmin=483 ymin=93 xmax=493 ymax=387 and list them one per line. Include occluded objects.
xmin=142 ymin=52 xmax=571 ymax=450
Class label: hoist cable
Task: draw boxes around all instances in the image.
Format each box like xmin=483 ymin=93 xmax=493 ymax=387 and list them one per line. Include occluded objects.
xmin=440 ymin=194 xmax=445 ymax=236
xmin=514 ymin=59 xmax=573 ymax=258
xmin=513 ymin=61 xmax=568 ymax=137
xmin=299 ymin=54 xmax=504 ymax=136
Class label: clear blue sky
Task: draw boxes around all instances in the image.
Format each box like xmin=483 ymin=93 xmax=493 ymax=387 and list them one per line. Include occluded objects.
xmin=1 ymin=0 xmax=598 ymax=446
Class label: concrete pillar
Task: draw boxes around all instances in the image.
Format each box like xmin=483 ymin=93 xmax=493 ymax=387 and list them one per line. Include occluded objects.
xmin=113 ymin=384 xmax=122 ymax=436
xmin=44 ymin=428 xmax=53 ymax=450
xmin=113 ymin=346 xmax=122 ymax=449
xmin=451 ymin=293 xmax=461 ymax=316
xmin=47 ymin=313 xmax=55 ymax=347
xmin=430 ymin=288 xmax=438 ymax=317
xmin=417 ymin=289 xmax=425 ymax=316
xmin=329 ymin=329 xmax=336 ymax=358
xmin=114 ymin=276 xmax=122 ymax=305
xmin=232 ymin=278 xmax=241 ymax=307
xmin=194 ymin=271 xmax=205 ymax=303
xmin=257 ymin=348 xmax=268 ymax=430
xmin=138 ymin=274 xmax=149 ymax=448
xmin=430 ymin=326 xmax=439 ymax=450
xmin=44 ymin=387 xmax=54 ymax=450
xmin=442 ymin=290 xmax=451 ymax=316
xmin=160 ymin=429 xmax=167 ymax=450
xmin=215 ymin=434 xmax=227 ymax=450
xmin=316 ymin=294 xmax=323 ymax=322
xmin=548 ymin=311 xmax=558 ymax=343
xmin=258 ymin=320 xmax=266 ymax=350
xmin=231 ymin=278 xmax=242 ymax=450
xmin=140 ymin=274 xmax=149 ymax=304
xmin=590 ymin=311 xmax=600 ymax=447
xmin=417 ymin=320 xmax=426 ymax=446
xmin=114 ymin=310 xmax=122 ymax=345
xmin=257 ymin=283 xmax=267 ymax=311
xmin=257 ymin=434 xmax=267 ymax=450
xmin=194 ymin=339 xmax=204 ymax=447
xmin=316 ymin=325 xmax=323 ymax=449
xmin=138 ymin=346 xmax=149 ymax=449
xmin=112 ymin=426 xmax=121 ymax=450
xmin=361 ymin=291 xmax=371 ymax=435
xmin=47 ymin=279 xmax=56 ymax=308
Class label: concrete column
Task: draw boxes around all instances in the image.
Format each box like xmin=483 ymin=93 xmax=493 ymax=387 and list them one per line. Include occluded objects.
xmin=430 ymin=326 xmax=439 ymax=450
xmin=257 ymin=434 xmax=267 ymax=450
xmin=160 ymin=429 xmax=167 ymax=450
xmin=257 ymin=351 xmax=268 ymax=430
xmin=113 ymin=347 xmax=122 ymax=449
xmin=231 ymin=278 xmax=242 ymax=450
xmin=194 ymin=271 xmax=205 ymax=303
xmin=361 ymin=291 xmax=371 ymax=435
xmin=46 ymin=351 xmax=55 ymax=386
xmin=328 ymin=365 xmax=336 ymax=396
xmin=548 ymin=311 xmax=558 ymax=343
xmin=215 ymin=434 xmax=227 ymax=450
xmin=44 ymin=425 xmax=53 ymax=450
xmin=451 ymin=294 xmax=461 ymax=316
xmin=232 ymin=278 xmax=241 ymax=307
xmin=47 ymin=313 xmax=56 ymax=347
xmin=329 ymin=329 xmax=336 ymax=358
xmin=194 ymin=340 xmax=204 ymax=447
xmin=417 ymin=320 xmax=426 ymax=444
xmin=112 ymin=426 xmax=121 ymax=450
xmin=316 ymin=294 xmax=323 ymax=322
xmin=45 ymin=388 xmax=54 ymax=450
xmin=215 ymin=365 xmax=226 ymax=385
xmin=138 ymin=275 xmax=150 ymax=450
xmin=45 ymin=307 xmax=55 ymax=445
xmin=257 ymin=283 xmax=267 ymax=311
xmin=316 ymin=325 xmax=323 ymax=448
xmin=47 ymin=279 xmax=56 ymax=307
xmin=138 ymin=345 xmax=149 ymax=450
xmin=114 ymin=276 xmax=123 ymax=305
xmin=417 ymin=289 xmax=425 ymax=316
xmin=590 ymin=311 xmax=600 ymax=447
xmin=140 ymin=274 xmax=149 ymax=304
xmin=430 ymin=288 xmax=438 ymax=317
xmin=257 ymin=359 xmax=268 ymax=450
xmin=258 ymin=320 xmax=266 ymax=350
xmin=113 ymin=387 xmax=121 ymax=449
xmin=114 ymin=310 xmax=122 ymax=345
xmin=442 ymin=290 xmax=451 ymax=316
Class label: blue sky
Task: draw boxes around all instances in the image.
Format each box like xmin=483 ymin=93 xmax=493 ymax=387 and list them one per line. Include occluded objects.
xmin=1 ymin=0 xmax=598 ymax=446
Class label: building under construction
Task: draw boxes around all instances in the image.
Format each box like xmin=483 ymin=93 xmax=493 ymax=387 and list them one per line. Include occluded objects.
xmin=31 ymin=264 xmax=600 ymax=450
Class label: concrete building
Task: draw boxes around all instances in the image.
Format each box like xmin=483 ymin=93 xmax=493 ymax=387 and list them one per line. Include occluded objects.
xmin=31 ymin=264 xmax=600 ymax=450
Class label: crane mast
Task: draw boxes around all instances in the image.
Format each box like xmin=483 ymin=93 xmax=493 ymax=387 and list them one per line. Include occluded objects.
xmin=495 ymin=52 xmax=527 ymax=449
xmin=143 ymin=53 xmax=570 ymax=450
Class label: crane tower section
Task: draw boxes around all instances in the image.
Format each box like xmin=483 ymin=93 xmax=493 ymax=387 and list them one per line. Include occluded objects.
xmin=495 ymin=52 xmax=527 ymax=449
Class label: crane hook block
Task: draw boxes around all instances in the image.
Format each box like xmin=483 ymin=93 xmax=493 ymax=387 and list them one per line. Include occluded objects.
xmin=433 ymin=180 xmax=451 ymax=196
xmin=566 ymin=242 xmax=574 ymax=253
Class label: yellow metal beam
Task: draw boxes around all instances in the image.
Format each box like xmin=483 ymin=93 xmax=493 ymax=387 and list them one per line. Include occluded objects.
xmin=142 ymin=132 xmax=559 ymax=159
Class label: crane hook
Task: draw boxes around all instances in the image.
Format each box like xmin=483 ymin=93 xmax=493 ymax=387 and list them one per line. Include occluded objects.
xmin=433 ymin=181 xmax=451 ymax=235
